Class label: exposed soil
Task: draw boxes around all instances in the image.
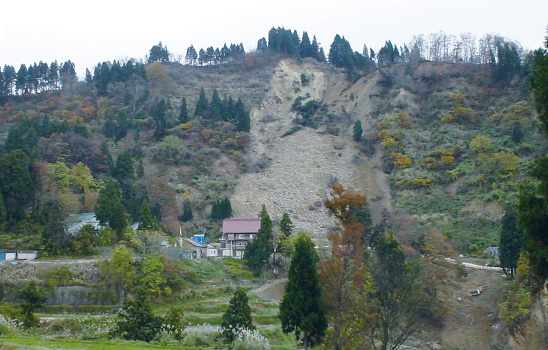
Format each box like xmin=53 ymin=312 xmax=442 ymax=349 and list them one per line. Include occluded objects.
xmin=231 ymin=59 xmax=392 ymax=243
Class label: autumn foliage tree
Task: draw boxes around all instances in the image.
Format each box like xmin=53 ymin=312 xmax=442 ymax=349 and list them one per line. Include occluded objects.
xmin=322 ymin=184 xmax=373 ymax=349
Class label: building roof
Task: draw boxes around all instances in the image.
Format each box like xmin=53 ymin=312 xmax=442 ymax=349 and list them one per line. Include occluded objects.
xmin=222 ymin=218 xmax=261 ymax=234
xmin=182 ymin=238 xmax=207 ymax=248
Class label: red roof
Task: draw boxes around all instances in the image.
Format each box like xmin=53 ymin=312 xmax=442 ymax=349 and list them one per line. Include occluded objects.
xmin=223 ymin=218 xmax=261 ymax=234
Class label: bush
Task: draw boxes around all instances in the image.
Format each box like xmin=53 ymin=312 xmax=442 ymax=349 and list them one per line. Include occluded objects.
xmin=47 ymin=317 xmax=82 ymax=337
xmin=111 ymin=294 xmax=161 ymax=342
xmin=233 ymin=329 xmax=271 ymax=350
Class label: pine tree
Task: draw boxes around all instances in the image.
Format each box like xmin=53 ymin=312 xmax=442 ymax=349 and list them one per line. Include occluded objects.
xmin=113 ymin=150 xmax=134 ymax=181
xmin=280 ymin=212 xmax=293 ymax=237
xmin=500 ymin=209 xmax=523 ymax=277
xmin=194 ymin=88 xmax=209 ymax=118
xmin=148 ymin=42 xmax=170 ymax=63
xmin=185 ymin=45 xmax=198 ymax=65
xmin=279 ymin=232 xmax=326 ymax=348
xmin=95 ymin=178 xmax=127 ymax=237
xmin=18 ymin=281 xmax=46 ymax=328
xmin=181 ymin=202 xmax=193 ymax=222
xmin=257 ymin=37 xmax=268 ymax=51
xmin=112 ymin=292 xmax=162 ymax=342
xmin=139 ymin=200 xmax=158 ymax=231
xmin=209 ymin=89 xmax=222 ymax=121
xmin=178 ymin=97 xmax=189 ymax=123
xmin=152 ymin=98 xmax=168 ymax=140
xmin=235 ymin=98 xmax=250 ymax=132
xmin=300 ymin=32 xmax=313 ymax=58
xmin=100 ymin=141 xmax=114 ymax=173
xmin=221 ymin=288 xmax=255 ymax=343
xmin=519 ymin=32 xmax=548 ymax=285
xmin=0 ymin=192 xmax=6 ymax=231
xmin=353 ymin=120 xmax=363 ymax=141
xmin=222 ymin=197 xmax=232 ymax=218
xmin=136 ymin=158 xmax=145 ymax=179
xmin=245 ymin=205 xmax=273 ymax=275
xmin=0 ymin=150 xmax=35 ymax=222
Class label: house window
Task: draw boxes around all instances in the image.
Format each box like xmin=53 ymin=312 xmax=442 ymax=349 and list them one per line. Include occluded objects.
xmin=236 ymin=234 xmax=246 ymax=239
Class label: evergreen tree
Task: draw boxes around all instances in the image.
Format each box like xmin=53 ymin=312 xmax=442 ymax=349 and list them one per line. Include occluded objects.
xmin=16 ymin=64 xmax=28 ymax=95
xmin=211 ymin=197 xmax=232 ymax=220
xmin=0 ymin=150 xmax=35 ymax=222
xmin=148 ymin=42 xmax=170 ymax=63
xmin=112 ymin=292 xmax=162 ymax=342
xmin=152 ymin=98 xmax=168 ymax=140
xmin=136 ymin=158 xmax=145 ymax=179
xmin=221 ymin=287 xmax=255 ymax=343
xmin=181 ymin=201 xmax=193 ymax=222
xmin=222 ymin=197 xmax=232 ymax=218
xmin=328 ymin=35 xmax=355 ymax=69
xmin=280 ymin=212 xmax=294 ymax=237
xmin=257 ymin=37 xmax=268 ymax=51
xmin=0 ymin=192 xmax=5 ymax=231
xmin=300 ymin=32 xmax=313 ymax=58
xmin=185 ymin=45 xmax=198 ymax=65
xmin=194 ymin=88 xmax=209 ymax=118
xmin=100 ymin=141 xmax=114 ymax=173
xmin=279 ymin=232 xmax=326 ymax=348
xmin=353 ymin=120 xmax=363 ymax=141
xmin=500 ymin=209 xmax=523 ymax=277
xmin=178 ymin=97 xmax=189 ymax=123
xmin=245 ymin=205 xmax=273 ymax=275
xmin=209 ymin=89 xmax=222 ymax=121
xmin=235 ymin=98 xmax=250 ymax=132
xmin=18 ymin=281 xmax=46 ymax=328
xmin=113 ymin=150 xmax=135 ymax=181
xmin=95 ymin=178 xmax=127 ymax=237
xmin=139 ymin=200 xmax=158 ymax=231
xmin=519 ymin=32 xmax=548 ymax=285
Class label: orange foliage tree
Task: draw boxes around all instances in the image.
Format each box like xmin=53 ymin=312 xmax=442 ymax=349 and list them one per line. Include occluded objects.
xmin=321 ymin=184 xmax=374 ymax=349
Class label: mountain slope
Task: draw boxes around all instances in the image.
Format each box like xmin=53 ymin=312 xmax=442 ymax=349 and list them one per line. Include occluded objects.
xmin=232 ymin=59 xmax=392 ymax=238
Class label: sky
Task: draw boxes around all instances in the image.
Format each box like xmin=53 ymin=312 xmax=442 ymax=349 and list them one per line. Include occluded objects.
xmin=1 ymin=0 xmax=547 ymax=78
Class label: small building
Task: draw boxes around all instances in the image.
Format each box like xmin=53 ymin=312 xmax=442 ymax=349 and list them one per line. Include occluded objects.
xmin=192 ymin=234 xmax=206 ymax=244
xmin=206 ymin=243 xmax=224 ymax=258
xmin=17 ymin=250 xmax=38 ymax=261
xmin=0 ymin=250 xmax=17 ymax=262
xmin=221 ymin=218 xmax=261 ymax=259
xmin=66 ymin=213 xmax=103 ymax=235
xmin=182 ymin=238 xmax=207 ymax=260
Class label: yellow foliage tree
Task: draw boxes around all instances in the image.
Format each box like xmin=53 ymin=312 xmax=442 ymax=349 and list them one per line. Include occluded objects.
xmin=145 ymin=62 xmax=168 ymax=85
xmin=470 ymin=135 xmax=492 ymax=153
xmin=391 ymin=152 xmax=412 ymax=169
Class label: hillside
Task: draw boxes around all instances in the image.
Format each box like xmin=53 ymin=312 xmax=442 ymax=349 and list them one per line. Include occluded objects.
xmin=232 ymin=59 xmax=391 ymax=238
xmin=1 ymin=49 xmax=547 ymax=349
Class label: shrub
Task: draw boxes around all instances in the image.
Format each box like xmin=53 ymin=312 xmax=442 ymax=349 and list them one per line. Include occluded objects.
xmin=470 ymin=135 xmax=492 ymax=153
xmin=391 ymin=152 xmax=412 ymax=169
xmin=233 ymin=329 xmax=271 ymax=350
xmin=499 ymin=281 xmax=532 ymax=332
xmin=381 ymin=137 xmax=397 ymax=149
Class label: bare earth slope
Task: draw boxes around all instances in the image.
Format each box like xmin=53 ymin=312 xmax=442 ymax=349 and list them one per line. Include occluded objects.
xmin=231 ymin=59 xmax=391 ymax=239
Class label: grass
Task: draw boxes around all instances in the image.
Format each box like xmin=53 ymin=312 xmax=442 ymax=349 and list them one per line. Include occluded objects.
xmin=0 ymin=335 xmax=192 ymax=349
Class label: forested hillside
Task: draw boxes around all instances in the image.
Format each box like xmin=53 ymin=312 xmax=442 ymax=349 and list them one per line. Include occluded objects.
xmin=1 ymin=27 xmax=547 ymax=349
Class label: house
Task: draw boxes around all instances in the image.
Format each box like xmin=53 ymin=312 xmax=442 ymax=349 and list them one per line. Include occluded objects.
xmin=207 ymin=243 xmax=221 ymax=258
xmin=66 ymin=213 xmax=103 ymax=235
xmin=0 ymin=250 xmax=17 ymax=262
xmin=181 ymin=238 xmax=207 ymax=260
xmin=221 ymin=218 xmax=261 ymax=259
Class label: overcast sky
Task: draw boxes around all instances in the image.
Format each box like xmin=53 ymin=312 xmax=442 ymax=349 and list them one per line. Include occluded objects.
xmin=1 ymin=0 xmax=547 ymax=77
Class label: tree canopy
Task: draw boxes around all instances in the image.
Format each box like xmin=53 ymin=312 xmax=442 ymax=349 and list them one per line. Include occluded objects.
xmin=279 ymin=231 xmax=327 ymax=348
